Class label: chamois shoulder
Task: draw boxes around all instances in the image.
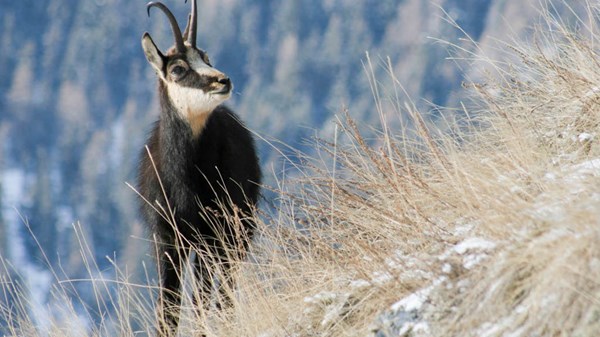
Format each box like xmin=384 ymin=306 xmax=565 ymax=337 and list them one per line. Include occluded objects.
xmin=201 ymin=105 xmax=255 ymax=142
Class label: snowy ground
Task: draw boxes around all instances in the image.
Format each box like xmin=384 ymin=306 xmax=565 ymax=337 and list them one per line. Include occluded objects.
xmin=294 ymin=155 xmax=600 ymax=337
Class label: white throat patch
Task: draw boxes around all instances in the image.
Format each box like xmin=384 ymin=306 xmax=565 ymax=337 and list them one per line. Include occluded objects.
xmin=165 ymin=82 xmax=229 ymax=136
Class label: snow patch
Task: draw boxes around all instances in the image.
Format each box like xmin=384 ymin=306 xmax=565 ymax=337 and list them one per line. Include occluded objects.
xmin=371 ymin=270 xmax=394 ymax=285
xmin=453 ymin=237 xmax=496 ymax=254
xmin=391 ymin=277 xmax=445 ymax=313
xmin=304 ymin=290 xmax=352 ymax=328
xmin=349 ymin=279 xmax=370 ymax=289
xmin=391 ymin=289 xmax=428 ymax=313
xmin=398 ymin=321 xmax=430 ymax=335
xmin=578 ymin=132 xmax=594 ymax=143
xmin=438 ymin=237 xmax=496 ymax=270
xmin=571 ymin=158 xmax=600 ymax=174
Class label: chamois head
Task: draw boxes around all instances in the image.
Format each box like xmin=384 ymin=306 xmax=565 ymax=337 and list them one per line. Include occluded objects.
xmin=142 ymin=0 xmax=232 ymax=121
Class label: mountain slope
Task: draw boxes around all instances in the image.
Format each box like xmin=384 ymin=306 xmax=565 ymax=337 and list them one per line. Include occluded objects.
xmin=0 ymin=0 xmax=596 ymax=334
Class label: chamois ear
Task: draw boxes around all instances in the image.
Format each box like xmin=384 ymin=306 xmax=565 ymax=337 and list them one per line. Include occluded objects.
xmin=141 ymin=32 xmax=165 ymax=75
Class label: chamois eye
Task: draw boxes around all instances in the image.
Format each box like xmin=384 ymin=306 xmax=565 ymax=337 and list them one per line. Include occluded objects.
xmin=169 ymin=63 xmax=188 ymax=80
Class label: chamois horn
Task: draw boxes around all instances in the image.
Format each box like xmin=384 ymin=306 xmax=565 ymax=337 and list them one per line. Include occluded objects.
xmin=185 ymin=0 xmax=198 ymax=48
xmin=147 ymin=2 xmax=185 ymax=53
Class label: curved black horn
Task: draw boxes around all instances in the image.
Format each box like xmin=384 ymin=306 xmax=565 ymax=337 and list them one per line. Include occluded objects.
xmin=185 ymin=0 xmax=197 ymax=48
xmin=147 ymin=2 xmax=185 ymax=53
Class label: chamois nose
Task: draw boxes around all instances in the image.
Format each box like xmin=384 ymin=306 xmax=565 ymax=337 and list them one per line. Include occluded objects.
xmin=215 ymin=76 xmax=232 ymax=93
xmin=218 ymin=77 xmax=231 ymax=87
xmin=212 ymin=76 xmax=232 ymax=95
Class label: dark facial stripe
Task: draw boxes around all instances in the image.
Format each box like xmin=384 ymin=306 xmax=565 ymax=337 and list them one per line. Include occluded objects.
xmin=177 ymin=71 xmax=219 ymax=91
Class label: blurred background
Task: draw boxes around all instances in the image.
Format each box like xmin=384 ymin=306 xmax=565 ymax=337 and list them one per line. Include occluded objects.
xmin=0 ymin=0 xmax=586 ymax=329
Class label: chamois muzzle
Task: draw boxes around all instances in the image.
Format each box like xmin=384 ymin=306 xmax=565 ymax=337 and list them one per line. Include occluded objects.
xmin=214 ymin=77 xmax=232 ymax=95
xmin=146 ymin=1 xmax=185 ymax=54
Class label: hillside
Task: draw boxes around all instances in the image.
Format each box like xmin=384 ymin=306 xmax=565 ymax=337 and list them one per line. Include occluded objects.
xmin=0 ymin=0 xmax=546 ymax=275
xmin=1 ymin=0 xmax=600 ymax=336
xmin=0 ymin=0 xmax=511 ymax=313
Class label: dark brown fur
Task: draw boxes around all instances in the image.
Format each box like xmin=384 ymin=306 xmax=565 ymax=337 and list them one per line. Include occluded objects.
xmin=138 ymin=2 xmax=260 ymax=334
xmin=138 ymin=81 xmax=260 ymax=333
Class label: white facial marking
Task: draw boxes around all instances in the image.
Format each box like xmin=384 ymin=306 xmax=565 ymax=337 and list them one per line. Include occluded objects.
xmin=164 ymin=51 xmax=231 ymax=136
xmin=166 ymin=81 xmax=228 ymax=116
xmin=185 ymin=48 xmax=220 ymax=77
xmin=162 ymin=47 xmax=231 ymax=136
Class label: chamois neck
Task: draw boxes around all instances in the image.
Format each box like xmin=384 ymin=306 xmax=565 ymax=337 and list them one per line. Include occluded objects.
xmin=154 ymin=93 xmax=198 ymax=186
xmin=158 ymin=81 xmax=214 ymax=137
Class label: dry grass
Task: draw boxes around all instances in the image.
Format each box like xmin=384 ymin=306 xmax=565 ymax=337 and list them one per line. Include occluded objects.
xmin=3 ymin=1 xmax=600 ymax=336
xmin=425 ymin=2 xmax=600 ymax=335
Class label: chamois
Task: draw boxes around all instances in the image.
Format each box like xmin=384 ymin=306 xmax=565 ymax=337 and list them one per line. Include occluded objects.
xmin=137 ymin=0 xmax=260 ymax=334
